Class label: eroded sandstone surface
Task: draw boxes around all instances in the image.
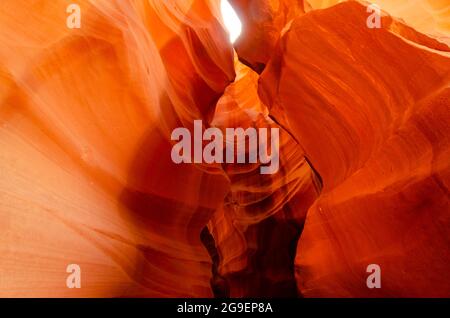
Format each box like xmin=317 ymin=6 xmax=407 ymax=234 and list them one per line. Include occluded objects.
xmin=0 ymin=0 xmax=449 ymax=297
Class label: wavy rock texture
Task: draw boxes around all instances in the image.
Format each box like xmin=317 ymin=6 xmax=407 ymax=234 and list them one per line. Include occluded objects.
xmin=259 ymin=1 xmax=450 ymax=297
xmin=309 ymin=0 xmax=450 ymax=37
xmin=206 ymin=61 xmax=320 ymax=297
xmin=0 ymin=0 xmax=234 ymax=297
xmin=0 ymin=0 xmax=449 ymax=297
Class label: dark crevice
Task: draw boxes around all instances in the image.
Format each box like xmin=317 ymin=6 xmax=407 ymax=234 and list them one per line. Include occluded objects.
xmin=200 ymin=210 xmax=305 ymax=298
xmin=200 ymin=226 xmax=229 ymax=297
xmin=304 ymin=156 xmax=323 ymax=193
xmin=236 ymin=55 xmax=266 ymax=74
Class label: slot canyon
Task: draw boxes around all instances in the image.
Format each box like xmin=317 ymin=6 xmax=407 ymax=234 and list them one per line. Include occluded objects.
xmin=0 ymin=0 xmax=449 ymax=297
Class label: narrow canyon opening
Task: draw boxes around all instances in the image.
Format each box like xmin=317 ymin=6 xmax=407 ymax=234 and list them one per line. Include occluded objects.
xmin=220 ymin=0 xmax=242 ymax=43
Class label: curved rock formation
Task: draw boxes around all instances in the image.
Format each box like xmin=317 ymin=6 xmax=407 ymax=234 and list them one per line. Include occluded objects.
xmin=0 ymin=0 xmax=233 ymax=297
xmin=308 ymin=0 xmax=450 ymax=37
xmin=259 ymin=1 xmax=450 ymax=297
xmin=206 ymin=60 xmax=320 ymax=297
xmin=0 ymin=0 xmax=449 ymax=297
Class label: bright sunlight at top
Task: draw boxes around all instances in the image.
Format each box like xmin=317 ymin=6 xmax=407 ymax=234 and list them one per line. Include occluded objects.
xmin=220 ymin=0 xmax=242 ymax=43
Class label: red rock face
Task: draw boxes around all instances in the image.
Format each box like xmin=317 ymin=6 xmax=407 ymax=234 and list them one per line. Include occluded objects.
xmin=0 ymin=0 xmax=449 ymax=297
xmin=206 ymin=61 xmax=320 ymax=297
xmin=0 ymin=0 xmax=234 ymax=297
xmin=259 ymin=1 xmax=450 ymax=297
